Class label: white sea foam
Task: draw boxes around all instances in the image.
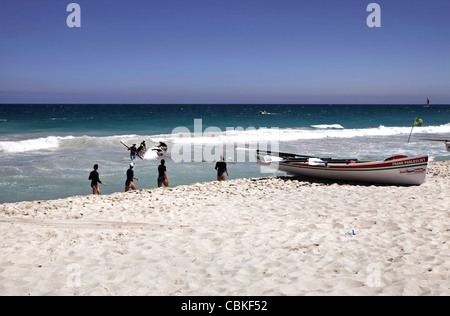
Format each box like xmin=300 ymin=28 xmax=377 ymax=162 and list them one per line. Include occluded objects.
xmin=1 ymin=123 xmax=449 ymax=154
xmin=0 ymin=134 xmax=143 ymax=153
xmin=311 ymin=124 xmax=344 ymax=129
xmin=0 ymin=136 xmax=75 ymax=153
xmin=162 ymin=123 xmax=450 ymax=144
xmin=143 ymin=150 xmax=159 ymax=160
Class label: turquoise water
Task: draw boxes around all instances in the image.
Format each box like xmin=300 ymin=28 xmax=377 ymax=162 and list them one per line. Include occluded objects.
xmin=1 ymin=104 xmax=449 ymax=203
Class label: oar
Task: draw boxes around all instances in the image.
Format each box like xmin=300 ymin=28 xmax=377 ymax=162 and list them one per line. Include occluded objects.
xmin=120 ymin=141 xmax=143 ymax=160
xmin=120 ymin=141 xmax=130 ymax=149
xmin=421 ymin=139 xmax=450 ymax=142
xmin=422 ymin=139 xmax=450 ymax=152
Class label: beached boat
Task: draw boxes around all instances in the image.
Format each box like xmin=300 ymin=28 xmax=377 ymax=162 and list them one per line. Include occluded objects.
xmin=257 ymin=150 xmax=428 ymax=185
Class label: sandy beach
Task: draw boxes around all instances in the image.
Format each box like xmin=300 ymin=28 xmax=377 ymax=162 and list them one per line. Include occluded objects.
xmin=0 ymin=161 xmax=448 ymax=296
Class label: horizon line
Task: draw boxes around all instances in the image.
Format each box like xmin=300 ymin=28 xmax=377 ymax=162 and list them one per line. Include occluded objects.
xmin=1 ymin=103 xmax=448 ymax=106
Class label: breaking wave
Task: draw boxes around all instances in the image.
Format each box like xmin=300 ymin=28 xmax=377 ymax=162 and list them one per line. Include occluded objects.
xmin=310 ymin=124 xmax=344 ymax=129
xmin=0 ymin=136 xmax=74 ymax=153
xmin=1 ymin=123 xmax=449 ymax=153
xmin=164 ymin=123 xmax=450 ymax=144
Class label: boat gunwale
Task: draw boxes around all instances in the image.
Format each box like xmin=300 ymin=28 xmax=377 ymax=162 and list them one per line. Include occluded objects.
xmin=256 ymin=152 xmax=429 ymax=172
xmin=278 ymin=161 xmax=428 ymax=172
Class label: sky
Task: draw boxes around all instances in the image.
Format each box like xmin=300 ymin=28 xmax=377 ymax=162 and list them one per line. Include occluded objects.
xmin=1 ymin=0 xmax=449 ymax=104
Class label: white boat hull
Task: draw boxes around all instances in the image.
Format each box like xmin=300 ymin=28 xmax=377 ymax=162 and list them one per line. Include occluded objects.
xmin=257 ymin=152 xmax=428 ymax=185
xmin=143 ymin=147 xmax=166 ymax=159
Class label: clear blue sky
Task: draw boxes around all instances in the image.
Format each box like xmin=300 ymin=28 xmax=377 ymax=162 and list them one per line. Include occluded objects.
xmin=1 ymin=0 xmax=449 ymax=104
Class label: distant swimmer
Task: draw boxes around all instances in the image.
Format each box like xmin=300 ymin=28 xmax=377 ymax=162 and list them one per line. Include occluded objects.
xmin=215 ymin=156 xmax=229 ymax=181
xmin=88 ymin=164 xmax=106 ymax=195
xmin=157 ymin=159 xmax=169 ymax=187
xmin=259 ymin=110 xmax=267 ymax=115
xmin=125 ymin=162 xmax=139 ymax=192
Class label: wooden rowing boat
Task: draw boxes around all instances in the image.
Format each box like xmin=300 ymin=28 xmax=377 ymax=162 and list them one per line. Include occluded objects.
xmin=256 ymin=150 xmax=428 ymax=185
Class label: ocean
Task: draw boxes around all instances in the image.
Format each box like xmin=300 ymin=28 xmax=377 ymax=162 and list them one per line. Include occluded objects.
xmin=1 ymin=104 xmax=449 ymax=203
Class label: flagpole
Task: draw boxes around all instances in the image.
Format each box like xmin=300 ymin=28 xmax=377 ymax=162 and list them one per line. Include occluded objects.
xmin=407 ymin=117 xmax=417 ymax=143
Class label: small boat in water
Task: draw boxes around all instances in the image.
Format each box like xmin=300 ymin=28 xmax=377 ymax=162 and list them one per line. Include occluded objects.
xmin=143 ymin=146 xmax=166 ymax=159
xmin=257 ymin=150 xmax=428 ymax=185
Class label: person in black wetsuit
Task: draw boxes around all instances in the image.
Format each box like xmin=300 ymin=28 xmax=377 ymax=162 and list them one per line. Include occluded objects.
xmin=137 ymin=141 xmax=146 ymax=156
xmin=215 ymin=156 xmax=229 ymax=181
xmin=88 ymin=164 xmax=106 ymax=195
xmin=156 ymin=141 xmax=168 ymax=153
xmin=125 ymin=162 xmax=139 ymax=192
xmin=129 ymin=144 xmax=138 ymax=161
xmin=157 ymin=159 xmax=169 ymax=187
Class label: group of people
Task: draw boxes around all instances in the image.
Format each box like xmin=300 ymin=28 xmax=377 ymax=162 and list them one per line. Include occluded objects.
xmin=128 ymin=141 xmax=147 ymax=161
xmin=125 ymin=159 xmax=169 ymax=191
xmin=128 ymin=141 xmax=168 ymax=161
xmin=88 ymin=156 xmax=229 ymax=195
xmin=89 ymin=160 xmax=169 ymax=195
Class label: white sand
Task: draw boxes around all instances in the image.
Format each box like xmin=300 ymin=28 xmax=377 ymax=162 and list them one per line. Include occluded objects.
xmin=0 ymin=161 xmax=449 ymax=296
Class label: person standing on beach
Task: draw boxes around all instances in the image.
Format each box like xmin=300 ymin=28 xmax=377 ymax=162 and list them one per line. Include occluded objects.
xmin=157 ymin=159 xmax=169 ymax=187
xmin=89 ymin=164 xmax=106 ymax=195
xmin=125 ymin=162 xmax=139 ymax=192
xmin=215 ymin=156 xmax=229 ymax=181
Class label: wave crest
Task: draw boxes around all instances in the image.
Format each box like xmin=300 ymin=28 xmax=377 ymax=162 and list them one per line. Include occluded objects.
xmin=0 ymin=136 xmax=74 ymax=153
xmin=311 ymin=124 xmax=344 ymax=129
xmin=1 ymin=123 xmax=449 ymax=153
